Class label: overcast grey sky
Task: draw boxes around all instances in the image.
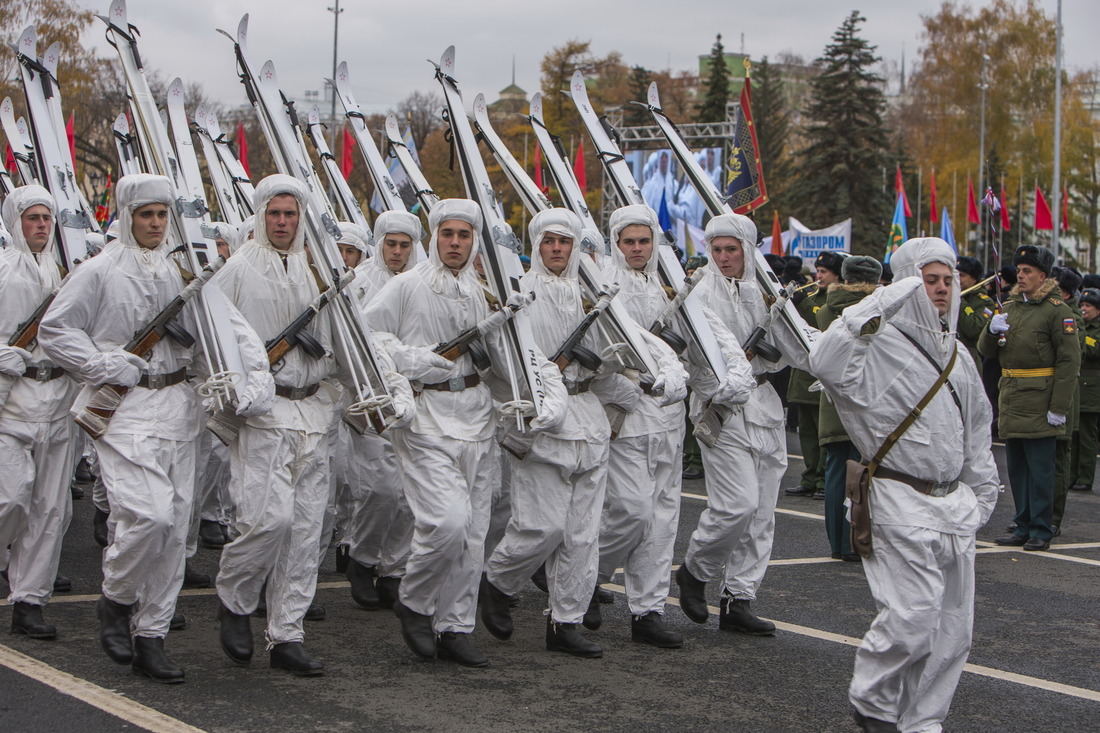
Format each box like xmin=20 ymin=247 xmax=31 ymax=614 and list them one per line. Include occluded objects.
xmin=73 ymin=0 xmax=1098 ymax=116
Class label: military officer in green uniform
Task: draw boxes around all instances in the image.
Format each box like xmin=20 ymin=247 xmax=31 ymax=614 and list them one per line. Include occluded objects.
xmin=1070 ymin=287 xmax=1100 ymax=493
xmin=980 ymin=245 xmax=1081 ymax=551
xmin=1052 ymin=268 xmax=1083 ymax=534
xmin=956 ymin=256 xmax=995 ymax=364
xmin=785 ymin=251 xmax=844 ymax=498
xmin=816 ymin=255 xmax=880 ymax=560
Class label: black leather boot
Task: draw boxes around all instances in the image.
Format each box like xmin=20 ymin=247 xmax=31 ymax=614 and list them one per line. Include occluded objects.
xmin=96 ymin=596 xmax=135 ymax=664
xmin=131 ymin=636 xmax=184 ymax=684
xmin=53 ymin=574 xmax=72 ymax=593
xmin=305 ymin=602 xmax=326 ymax=621
xmin=479 ymin=574 xmax=514 ymax=640
xmin=546 ymin=618 xmax=602 ymax=658
xmin=93 ymin=507 xmax=109 ymax=548
xmin=851 ymin=705 xmax=899 ymax=732
xmin=347 ymin=558 xmax=379 ymax=610
xmin=597 ymin=587 xmax=614 ymax=604
xmin=631 ymin=611 xmax=683 ymax=648
xmin=437 ymin=631 xmax=488 ymax=667
xmin=74 ymin=456 xmax=96 ymax=484
xmin=198 ymin=519 xmax=227 ymax=549
xmin=529 ymin=563 xmax=548 ymax=593
xmin=11 ymin=601 xmax=56 ymax=640
xmin=375 ymin=575 xmax=400 ymax=610
xmin=270 ymin=641 xmax=324 ymax=676
xmin=394 ymin=600 xmax=436 ymax=659
xmin=719 ymin=597 xmax=775 ymax=636
xmin=582 ymin=586 xmax=602 ymax=631
xmin=218 ymin=601 xmax=253 ymax=664
xmin=182 ymin=562 xmax=210 ymax=589
xmin=675 ymin=565 xmax=709 ymax=623
xmin=169 ymin=611 xmax=186 ymax=631
xmin=334 ymin=544 xmax=350 ymax=574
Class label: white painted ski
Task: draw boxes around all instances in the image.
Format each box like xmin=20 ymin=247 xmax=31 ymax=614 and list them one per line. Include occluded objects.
xmin=383 ymin=113 xmax=438 ymax=214
xmin=304 ymin=104 xmax=372 ymax=235
xmin=0 ymin=98 xmax=38 ymax=186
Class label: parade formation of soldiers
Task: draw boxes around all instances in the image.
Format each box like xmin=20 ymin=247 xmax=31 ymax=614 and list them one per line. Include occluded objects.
xmin=3 ymin=170 xmax=1097 ymax=733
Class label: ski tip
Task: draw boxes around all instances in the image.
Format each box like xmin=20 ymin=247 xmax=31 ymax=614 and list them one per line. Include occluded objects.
xmin=42 ymin=42 xmax=61 ymax=76
xmin=108 ymin=0 xmax=127 ymax=29
xmin=647 ymin=82 xmax=661 ymax=109
xmin=308 ymin=105 xmax=321 ymax=124
xmin=385 ymin=114 xmax=400 ymax=137
xmin=17 ymin=26 xmax=35 ymax=58
xmin=336 ymin=61 xmax=349 ymax=84
xmin=237 ymin=14 xmax=249 ymax=44
xmin=570 ymin=71 xmax=587 ymax=96
xmin=195 ymin=102 xmax=208 ymax=120
xmin=113 ymin=111 xmax=128 ymax=130
xmin=167 ymin=77 xmax=185 ymax=100
xmin=260 ymin=60 xmax=278 ymax=84
xmin=441 ymin=46 xmax=456 ymax=73
xmin=0 ymin=97 xmax=12 ymax=115
xmin=473 ymin=93 xmax=487 ymax=114
xmin=529 ymin=93 xmax=543 ymax=119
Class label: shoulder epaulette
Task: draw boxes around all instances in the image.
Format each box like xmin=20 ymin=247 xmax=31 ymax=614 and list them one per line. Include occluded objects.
xmin=1051 ymin=298 xmax=1064 ymax=306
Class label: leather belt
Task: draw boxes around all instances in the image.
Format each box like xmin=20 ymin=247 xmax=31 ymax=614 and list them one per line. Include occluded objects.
xmin=420 ymin=374 xmax=480 ymax=392
xmin=875 ymin=466 xmax=960 ymax=498
xmin=21 ymin=366 xmax=66 ymax=382
xmin=275 ymin=383 xmax=321 ymax=400
xmin=137 ymin=368 xmax=188 ymax=390
xmin=567 ymin=378 xmax=593 ymax=396
xmin=1001 ymin=367 xmax=1055 ymax=378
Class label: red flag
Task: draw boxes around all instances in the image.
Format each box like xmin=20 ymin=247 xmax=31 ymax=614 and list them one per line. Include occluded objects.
xmin=967 ymin=175 xmax=980 ymax=224
xmin=534 ymin=144 xmax=547 ymax=193
xmin=730 ymin=77 xmax=768 ymax=214
xmin=573 ymin=139 xmax=586 ymax=193
xmin=66 ymin=113 xmax=76 ymax=171
xmin=895 ymin=165 xmax=912 ymax=218
xmin=1062 ymin=187 xmax=1070 ymax=232
xmin=95 ymin=173 xmax=113 ymax=226
xmin=1035 ymin=186 xmax=1053 ymax=230
xmin=341 ymin=127 xmax=354 ymax=179
xmin=236 ymin=121 xmax=250 ymax=178
xmin=4 ymin=143 xmax=14 ymax=174
xmin=929 ymin=170 xmax=939 ymax=223
xmin=770 ymin=209 xmax=784 ymax=256
xmin=999 ymin=187 xmax=1011 ymax=231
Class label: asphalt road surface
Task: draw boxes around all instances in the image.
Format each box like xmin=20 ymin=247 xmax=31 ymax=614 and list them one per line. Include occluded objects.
xmin=2 ymin=432 xmax=1098 ymax=732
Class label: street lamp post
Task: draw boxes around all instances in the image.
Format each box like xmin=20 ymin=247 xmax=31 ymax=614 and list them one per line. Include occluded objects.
xmin=327 ymin=0 xmax=343 ymax=151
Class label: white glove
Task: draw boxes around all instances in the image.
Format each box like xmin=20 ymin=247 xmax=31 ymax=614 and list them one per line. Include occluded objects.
xmin=83 ymin=348 xmax=148 ymax=387
xmin=990 ymin=313 xmax=1010 ymax=334
xmin=1047 ymin=411 xmax=1067 ymax=427
xmin=529 ymin=403 xmax=564 ymax=433
xmin=0 ymin=346 xmax=31 ymax=377
xmin=395 ymin=345 xmax=456 ymax=384
xmin=389 ymin=392 xmax=415 ymax=430
xmin=652 ymin=372 xmax=688 ymax=407
xmin=235 ymin=370 xmax=276 ymax=417
xmin=713 ymin=366 xmax=754 ymax=407
xmin=505 ymin=291 xmax=535 ymax=310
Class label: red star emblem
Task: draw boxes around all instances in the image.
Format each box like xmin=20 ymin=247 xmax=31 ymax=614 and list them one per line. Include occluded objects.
xmin=114 ymin=6 xmax=123 ymax=15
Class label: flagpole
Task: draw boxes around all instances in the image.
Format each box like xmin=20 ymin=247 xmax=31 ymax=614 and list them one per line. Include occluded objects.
xmin=916 ymin=166 xmax=922 ymax=235
xmin=952 ymin=170 xmax=957 ymax=249
xmin=1051 ymin=0 xmax=1064 ymax=260
xmin=978 ymin=46 xmax=989 ymax=268
xmin=1017 ymin=175 xmax=1024 ymax=248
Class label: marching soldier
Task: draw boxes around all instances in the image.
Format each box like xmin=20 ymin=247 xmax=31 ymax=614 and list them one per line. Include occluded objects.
xmin=1070 ymin=287 xmax=1100 ymax=493
xmin=981 ymin=245 xmax=1080 ymax=551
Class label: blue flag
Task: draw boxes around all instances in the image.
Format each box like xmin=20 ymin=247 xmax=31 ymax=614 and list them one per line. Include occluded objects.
xmin=885 ymin=192 xmax=908 ymax=264
xmin=658 ymin=189 xmax=673 ymax=232
xmin=940 ymin=207 xmax=957 ymax=253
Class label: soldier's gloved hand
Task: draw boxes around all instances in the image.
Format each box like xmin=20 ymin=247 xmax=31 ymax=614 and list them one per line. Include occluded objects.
xmin=83 ymin=348 xmax=148 ymax=387
xmin=1047 ymin=411 xmax=1067 ymax=427
xmin=990 ymin=313 xmax=1010 ymax=334
xmin=505 ymin=291 xmax=535 ymax=310
xmin=0 ymin=346 xmax=31 ymax=377
xmin=235 ymin=370 xmax=276 ymax=417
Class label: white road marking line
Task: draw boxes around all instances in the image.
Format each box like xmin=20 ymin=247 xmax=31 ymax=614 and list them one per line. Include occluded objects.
xmin=604 ymin=582 xmax=1100 ymax=703
xmin=0 ymin=642 xmax=206 ymax=733
xmin=975 ymin=547 xmax=1100 ymax=567
xmin=682 ymin=491 xmax=826 ymax=521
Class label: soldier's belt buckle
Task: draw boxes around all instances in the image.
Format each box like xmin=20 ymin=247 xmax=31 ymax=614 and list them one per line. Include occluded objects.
xmin=34 ymin=368 xmax=52 ymax=383
xmin=447 ymin=376 xmax=465 ymax=392
xmin=929 ymin=481 xmax=953 ymax=498
xmin=147 ymin=373 xmax=166 ymax=390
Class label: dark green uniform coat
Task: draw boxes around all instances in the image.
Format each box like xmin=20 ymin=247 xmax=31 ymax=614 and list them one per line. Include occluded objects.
xmin=816 ymin=283 xmax=877 ymax=446
xmin=957 ymin=287 xmax=995 ymax=365
xmin=978 ymin=279 xmax=1081 ymax=439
